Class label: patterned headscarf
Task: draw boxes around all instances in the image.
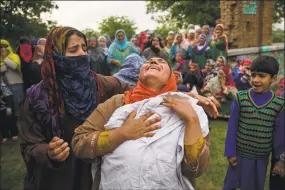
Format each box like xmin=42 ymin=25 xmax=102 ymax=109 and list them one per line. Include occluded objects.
xmin=28 ymin=26 xmax=102 ymax=138
xmin=113 ymin=53 xmax=144 ymax=86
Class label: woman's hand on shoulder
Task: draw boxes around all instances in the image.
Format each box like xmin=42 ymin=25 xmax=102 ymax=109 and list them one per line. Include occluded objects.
xmin=163 ymin=96 xmax=198 ymax=122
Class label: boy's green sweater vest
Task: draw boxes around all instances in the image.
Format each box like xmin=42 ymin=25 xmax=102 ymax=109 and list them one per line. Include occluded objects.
xmin=236 ymin=90 xmax=284 ymax=159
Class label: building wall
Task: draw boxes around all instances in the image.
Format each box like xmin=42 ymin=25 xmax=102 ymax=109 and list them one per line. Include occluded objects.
xmin=220 ymin=0 xmax=274 ymax=48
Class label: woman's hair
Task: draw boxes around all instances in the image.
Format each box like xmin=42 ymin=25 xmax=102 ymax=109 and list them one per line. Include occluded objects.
xmin=251 ymin=55 xmax=279 ymax=76
xmin=19 ymin=36 xmax=30 ymax=44
xmin=64 ymin=30 xmax=86 ymax=50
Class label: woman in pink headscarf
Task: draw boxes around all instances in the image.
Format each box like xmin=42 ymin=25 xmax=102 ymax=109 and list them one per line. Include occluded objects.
xmin=139 ymin=31 xmax=147 ymax=52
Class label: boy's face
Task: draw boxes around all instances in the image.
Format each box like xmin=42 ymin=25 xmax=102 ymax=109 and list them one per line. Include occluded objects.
xmin=251 ymin=72 xmax=277 ymax=93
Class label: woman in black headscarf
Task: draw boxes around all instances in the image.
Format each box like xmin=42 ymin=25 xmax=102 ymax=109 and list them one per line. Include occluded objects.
xmin=142 ymin=35 xmax=169 ymax=61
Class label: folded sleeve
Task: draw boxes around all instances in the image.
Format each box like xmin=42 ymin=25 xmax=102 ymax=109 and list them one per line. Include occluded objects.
xmin=72 ymin=94 xmax=125 ymax=160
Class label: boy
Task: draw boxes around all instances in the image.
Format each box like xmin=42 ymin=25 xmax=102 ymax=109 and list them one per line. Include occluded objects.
xmin=223 ymin=56 xmax=284 ymax=190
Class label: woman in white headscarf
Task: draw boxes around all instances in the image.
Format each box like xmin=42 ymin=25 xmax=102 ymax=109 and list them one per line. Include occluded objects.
xmin=98 ymin=36 xmax=109 ymax=55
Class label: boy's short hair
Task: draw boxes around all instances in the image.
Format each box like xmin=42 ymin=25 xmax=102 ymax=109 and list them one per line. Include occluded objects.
xmin=251 ymin=55 xmax=279 ymax=76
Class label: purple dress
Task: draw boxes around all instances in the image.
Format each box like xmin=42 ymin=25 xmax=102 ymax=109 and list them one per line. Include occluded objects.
xmin=223 ymin=90 xmax=284 ymax=190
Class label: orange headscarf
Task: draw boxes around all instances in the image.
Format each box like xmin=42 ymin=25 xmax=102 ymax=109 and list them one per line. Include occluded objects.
xmin=125 ymin=71 xmax=177 ymax=104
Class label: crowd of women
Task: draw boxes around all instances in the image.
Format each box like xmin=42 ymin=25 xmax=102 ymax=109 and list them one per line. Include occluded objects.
xmin=0 ymin=18 xmax=284 ymax=190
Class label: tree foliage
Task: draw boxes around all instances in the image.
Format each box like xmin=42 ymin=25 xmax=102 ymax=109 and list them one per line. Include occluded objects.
xmin=82 ymin=28 xmax=100 ymax=39
xmin=0 ymin=0 xmax=58 ymax=47
xmin=154 ymin=17 xmax=179 ymax=40
xmin=146 ymin=0 xmax=284 ymax=28
xmin=98 ymin=16 xmax=137 ymax=40
xmin=146 ymin=0 xmax=220 ymax=28
xmin=273 ymin=0 xmax=285 ymax=23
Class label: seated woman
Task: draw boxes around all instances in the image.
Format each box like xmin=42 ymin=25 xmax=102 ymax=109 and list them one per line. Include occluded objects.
xmin=72 ymin=57 xmax=212 ymax=190
xmin=201 ymin=67 xmax=236 ymax=119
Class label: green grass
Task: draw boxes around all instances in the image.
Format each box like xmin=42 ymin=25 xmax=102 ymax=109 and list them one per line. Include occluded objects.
xmin=0 ymin=120 xmax=271 ymax=190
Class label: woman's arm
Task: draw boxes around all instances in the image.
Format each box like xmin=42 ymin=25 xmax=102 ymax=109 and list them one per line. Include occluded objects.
xmin=97 ymin=74 xmax=131 ymax=102
xmin=130 ymin=43 xmax=141 ymax=55
xmin=106 ymin=45 xmax=119 ymax=66
xmin=17 ymin=98 xmax=66 ymax=169
xmin=0 ymin=64 xmax=7 ymax=73
xmin=72 ymin=94 xmax=161 ymax=158
xmin=72 ymin=94 xmax=126 ymax=158
xmin=163 ymin=96 xmax=210 ymax=178
xmin=4 ymin=57 xmax=18 ymax=70
xmin=169 ymin=45 xmax=176 ymax=61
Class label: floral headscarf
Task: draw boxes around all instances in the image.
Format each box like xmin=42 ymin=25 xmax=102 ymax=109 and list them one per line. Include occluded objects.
xmin=28 ymin=26 xmax=102 ymax=138
xmin=113 ymin=53 xmax=144 ymax=86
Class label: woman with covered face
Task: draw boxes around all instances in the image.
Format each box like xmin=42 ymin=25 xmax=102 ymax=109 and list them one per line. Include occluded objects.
xmin=107 ymin=29 xmax=140 ymax=74
xmin=209 ymin=24 xmax=228 ymax=61
xmin=88 ymin=36 xmax=110 ymax=76
xmin=72 ymin=57 xmax=217 ymax=190
xmin=190 ymin=34 xmax=211 ymax=69
xmin=17 ymin=26 xmax=132 ymax=190
xmin=16 ymin=36 xmax=36 ymax=93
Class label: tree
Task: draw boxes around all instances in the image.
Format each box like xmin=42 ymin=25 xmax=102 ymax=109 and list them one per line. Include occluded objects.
xmin=154 ymin=17 xmax=179 ymax=40
xmin=273 ymin=0 xmax=285 ymax=23
xmin=146 ymin=0 xmax=284 ymax=27
xmin=146 ymin=0 xmax=220 ymax=28
xmin=0 ymin=0 xmax=58 ymax=47
xmin=98 ymin=16 xmax=137 ymax=40
xmin=82 ymin=28 xmax=100 ymax=39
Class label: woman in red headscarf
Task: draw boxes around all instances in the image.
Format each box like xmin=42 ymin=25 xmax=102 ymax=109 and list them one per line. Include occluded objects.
xmin=16 ymin=36 xmax=35 ymax=92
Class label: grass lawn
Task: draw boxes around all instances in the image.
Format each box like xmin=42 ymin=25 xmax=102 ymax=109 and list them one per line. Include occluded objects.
xmin=0 ymin=120 xmax=271 ymax=190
